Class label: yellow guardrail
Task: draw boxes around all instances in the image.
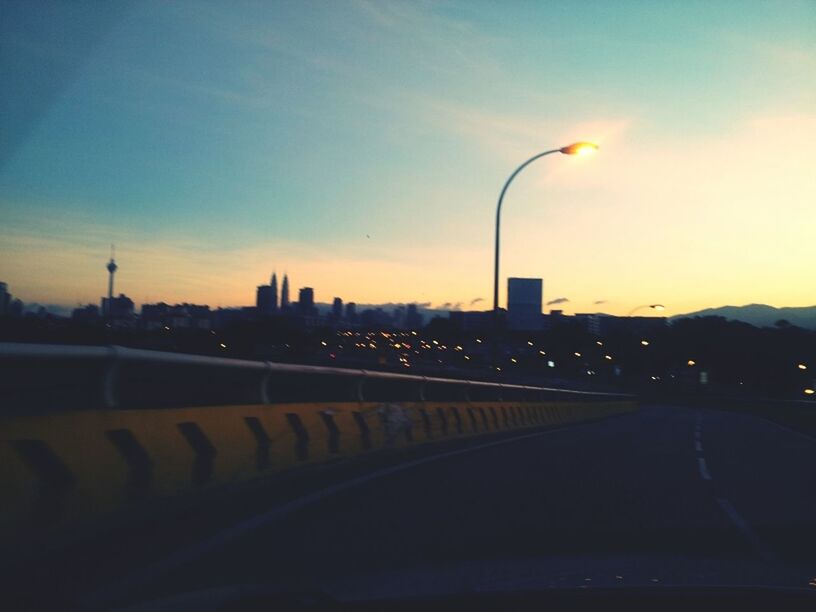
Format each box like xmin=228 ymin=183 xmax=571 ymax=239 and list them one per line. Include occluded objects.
xmin=0 ymin=399 xmax=636 ymax=559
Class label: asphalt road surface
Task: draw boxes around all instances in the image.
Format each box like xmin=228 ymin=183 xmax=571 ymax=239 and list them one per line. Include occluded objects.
xmin=10 ymin=404 xmax=816 ymax=609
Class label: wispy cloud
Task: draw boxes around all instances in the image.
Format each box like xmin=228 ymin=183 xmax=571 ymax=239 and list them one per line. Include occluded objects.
xmin=546 ymin=297 xmax=569 ymax=306
xmin=470 ymin=297 xmax=484 ymax=305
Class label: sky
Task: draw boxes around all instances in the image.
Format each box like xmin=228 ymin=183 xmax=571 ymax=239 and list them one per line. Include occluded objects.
xmin=1 ymin=0 xmax=815 ymax=316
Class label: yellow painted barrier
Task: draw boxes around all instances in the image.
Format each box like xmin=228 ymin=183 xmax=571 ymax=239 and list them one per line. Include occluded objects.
xmin=0 ymin=399 xmax=636 ymax=559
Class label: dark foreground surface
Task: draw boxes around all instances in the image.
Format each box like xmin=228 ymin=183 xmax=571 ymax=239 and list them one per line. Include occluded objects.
xmin=7 ymin=404 xmax=816 ymax=610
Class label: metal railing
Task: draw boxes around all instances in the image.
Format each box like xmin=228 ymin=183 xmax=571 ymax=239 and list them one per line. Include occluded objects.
xmin=0 ymin=342 xmax=633 ymax=413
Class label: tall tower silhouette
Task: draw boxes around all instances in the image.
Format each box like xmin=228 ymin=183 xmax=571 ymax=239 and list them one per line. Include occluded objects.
xmin=106 ymin=245 xmax=117 ymax=317
xmin=281 ymin=274 xmax=290 ymax=309
xmin=270 ymin=272 xmax=278 ymax=312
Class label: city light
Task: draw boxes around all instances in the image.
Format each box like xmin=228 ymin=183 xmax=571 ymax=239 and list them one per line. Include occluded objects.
xmin=805 ymin=389 xmax=815 ymax=396
xmin=547 ymin=360 xmax=556 ymax=368
xmin=798 ymin=363 xmax=808 ymax=370
xmin=687 ymin=359 xmax=696 ymax=366
xmin=596 ymin=341 xmax=603 ymax=346
xmin=574 ymin=352 xmax=582 ymax=357
xmin=219 ymin=343 xmax=226 ymax=349
xmin=511 ymin=357 xmax=518 ymax=363
xmin=604 ymin=355 xmax=612 ymax=360
xmin=640 ymin=340 xmax=649 ymax=346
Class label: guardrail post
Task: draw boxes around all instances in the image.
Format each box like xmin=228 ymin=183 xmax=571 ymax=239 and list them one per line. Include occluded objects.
xmin=418 ymin=377 xmax=427 ymax=402
xmin=357 ymin=371 xmax=367 ymax=402
xmin=102 ymin=345 xmax=120 ymax=409
xmin=461 ymin=381 xmax=471 ymax=402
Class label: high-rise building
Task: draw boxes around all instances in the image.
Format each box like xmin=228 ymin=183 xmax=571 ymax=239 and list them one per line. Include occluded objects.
xmin=297 ymin=287 xmax=316 ymax=316
xmin=256 ymin=285 xmax=275 ymax=314
xmin=105 ymin=246 xmax=118 ymax=318
xmin=332 ymin=297 xmax=343 ymax=319
xmin=507 ymin=277 xmax=543 ymax=331
xmin=72 ymin=304 xmax=100 ymax=321
xmin=101 ymin=294 xmax=134 ymax=320
xmin=405 ymin=303 xmax=423 ymax=329
xmin=281 ymin=274 xmax=290 ymax=310
xmin=256 ymin=272 xmax=279 ymax=315
xmin=0 ymin=282 xmax=10 ymax=315
xmin=345 ymin=302 xmax=357 ymax=322
xmin=270 ymin=273 xmax=278 ymax=312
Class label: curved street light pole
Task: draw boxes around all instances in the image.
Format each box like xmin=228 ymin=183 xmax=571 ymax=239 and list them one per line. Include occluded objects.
xmin=493 ymin=149 xmax=560 ymax=313
xmin=492 ymin=142 xmax=599 ymax=313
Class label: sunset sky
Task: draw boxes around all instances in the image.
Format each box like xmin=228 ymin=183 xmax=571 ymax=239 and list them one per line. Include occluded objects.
xmin=1 ymin=0 xmax=815 ymax=316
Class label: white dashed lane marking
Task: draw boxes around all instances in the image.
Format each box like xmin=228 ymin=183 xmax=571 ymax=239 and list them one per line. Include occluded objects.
xmin=716 ymin=497 xmax=779 ymax=563
xmin=694 ymin=412 xmax=778 ymax=564
xmin=697 ymin=456 xmax=712 ymax=480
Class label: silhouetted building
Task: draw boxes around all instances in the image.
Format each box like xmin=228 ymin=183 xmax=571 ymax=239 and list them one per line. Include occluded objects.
xmin=256 ymin=272 xmax=279 ymax=315
xmin=101 ymin=293 xmax=134 ymax=321
xmin=256 ymin=285 xmax=275 ymax=315
xmin=141 ymin=303 xmax=211 ymax=330
xmin=393 ymin=305 xmax=406 ymax=327
xmin=332 ymin=297 xmax=343 ymax=319
xmin=8 ymin=298 xmax=23 ymax=318
xmin=105 ymin=247 xmax=118 ymax=318
xmin=449 ymin=310 xmax=491 ymax=332
xmin=270 ymin=273 xmax=278 ymax=311
xmin=281 ymin=274 xmax=290 ymax=310
xmin=405 ymin=303 xmax=423 ymax=329
xmin=0 ymin=282 xmax=10 ymax=315
xmin=360 ymin=307 xmax=390 ymax=327
xmin=574 ymin=313 xmax=602 ymax=335
xmin=72 ymin=304 xmax=100 ymax=321
xmin=297 ymin=287 xmax=317 ymax=317
xmin=345 ymin=302 xmax=357 ymax=323
xmin=507 ymin=277 xmax=543 ymax=331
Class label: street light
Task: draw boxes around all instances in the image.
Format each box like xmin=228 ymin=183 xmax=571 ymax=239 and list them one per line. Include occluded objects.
xmin=492 ymin=142 xmax=598 ymax=313
xmin=628 ymin=304 xmax=665 ymax=316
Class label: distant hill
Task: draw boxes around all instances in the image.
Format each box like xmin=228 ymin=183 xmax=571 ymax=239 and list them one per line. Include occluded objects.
xmin=671 ymin=304 xmax=816 ymax=330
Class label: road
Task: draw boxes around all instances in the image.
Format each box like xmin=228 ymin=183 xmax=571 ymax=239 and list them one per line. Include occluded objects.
xmin=11 ymin=404 xmax=816 ymax=609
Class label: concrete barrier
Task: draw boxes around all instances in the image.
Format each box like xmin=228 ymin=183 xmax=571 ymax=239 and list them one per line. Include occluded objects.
xmin=0 ymin=399 xmax=636 ymax=559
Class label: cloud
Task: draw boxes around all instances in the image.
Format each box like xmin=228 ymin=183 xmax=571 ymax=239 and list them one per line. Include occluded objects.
xmin=546 ymin=297 xmax=569 ymax=306
xmin=593 ymin=300 xmax=607 ymax=305
xmin=470 ymin=297 xmax=484 ymax=305
xmin=439 ymin=302 xmax=452 ymax=309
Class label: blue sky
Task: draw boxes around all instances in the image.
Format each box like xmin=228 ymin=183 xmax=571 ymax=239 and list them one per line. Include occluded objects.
xmin=1 ymin=0 xmax=815 ymax=314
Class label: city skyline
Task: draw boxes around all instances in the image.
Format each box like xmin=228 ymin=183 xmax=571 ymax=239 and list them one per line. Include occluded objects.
xmin=1 ymin=2 xmax=814 ymax=315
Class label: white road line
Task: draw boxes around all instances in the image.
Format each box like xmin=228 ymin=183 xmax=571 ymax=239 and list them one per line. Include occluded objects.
xmin=82 ymin=426 xmax=572 ymax=609
xmin=694 ymin=440 xmax=703 ymax=452
xmin=716 ymin=497 xmax=778 ymax=563
xmin=697 ymin=457 xmax=712 ymax=480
